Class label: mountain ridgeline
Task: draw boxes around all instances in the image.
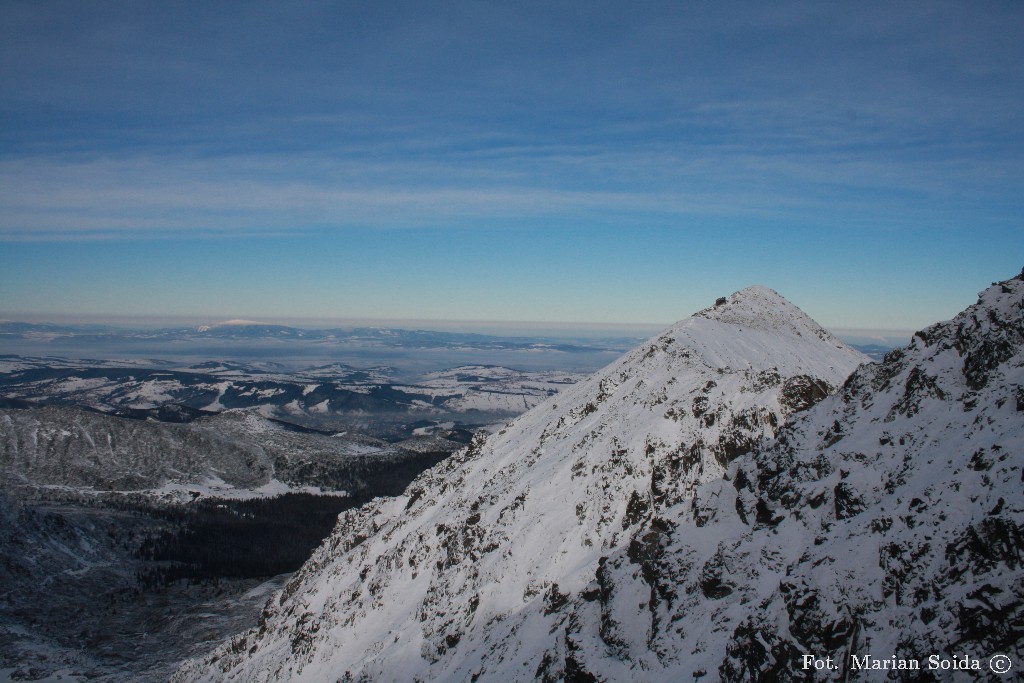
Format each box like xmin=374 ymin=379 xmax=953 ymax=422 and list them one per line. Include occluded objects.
xmin=176 ymin=284 xmax=901 ymax=681
xmin=179 ymin=275 xmax=1024 ymax=681
xmin=0 ymin=407 xmax=458 ymax=494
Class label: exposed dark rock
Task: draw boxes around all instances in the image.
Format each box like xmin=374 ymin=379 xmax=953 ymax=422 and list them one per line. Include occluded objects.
xmin=833 ymin=482 xmax=865 ymax=520
xmin=779 ymin=375 xmax=832 ymax=414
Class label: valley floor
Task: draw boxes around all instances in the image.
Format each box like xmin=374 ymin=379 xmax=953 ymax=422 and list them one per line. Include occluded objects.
xmin=0 ymin=491 xmax=354 ymax=681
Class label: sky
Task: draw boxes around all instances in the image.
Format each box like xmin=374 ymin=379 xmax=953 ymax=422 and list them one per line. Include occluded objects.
xmin=1 ymin=0 xmax=1022 ymax=336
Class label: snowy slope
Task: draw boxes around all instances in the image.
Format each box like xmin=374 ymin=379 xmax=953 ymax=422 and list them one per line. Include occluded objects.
xmin=545 ymin=273 xmax=1024 ymax=681
xmin=644 ymin=271 xmax=1024 ymax=680
xmin=0 ymin=406 xmax=276 ymax=490
xmin=403 ymin=366 xmax=583 ymax=414
xmin=176 ymin=286 xmax=866 ymax=682
xmin=0 ymin=407 xmax=458 ymax=494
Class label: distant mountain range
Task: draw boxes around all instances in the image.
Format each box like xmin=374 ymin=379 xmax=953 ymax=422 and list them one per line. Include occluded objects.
xmin=2 ymin=319 xmax=601 ymax=346
xmin=0 ymin=319 xmax=893 ymax=369
xmin=0 ymin=404 xmax=465 ymax=495
xmin=0 ymin=356 xmax=585 ymax=440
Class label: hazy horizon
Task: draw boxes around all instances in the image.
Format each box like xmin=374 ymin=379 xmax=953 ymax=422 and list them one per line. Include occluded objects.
xmin=0 ymin=310 xmax=915 ymax=349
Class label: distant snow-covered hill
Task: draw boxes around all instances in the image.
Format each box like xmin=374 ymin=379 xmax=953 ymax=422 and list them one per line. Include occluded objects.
xmin=175 ymin=285 xmax=870 ymax=682
xmin=0 ymin=358 xmax=585 ymax=437
xmin=0 ymin=406 xmax=461 ymax=497
xmin=0 ymin=322 xmax=635 ymax=375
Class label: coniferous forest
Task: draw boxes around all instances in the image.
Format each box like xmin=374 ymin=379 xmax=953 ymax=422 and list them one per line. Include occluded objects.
xmin=135 ymin=493 xmax=358 ymax=587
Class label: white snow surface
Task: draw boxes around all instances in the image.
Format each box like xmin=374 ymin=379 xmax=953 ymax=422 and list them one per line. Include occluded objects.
xmin=392 ymin=366 xmax=585 ymax=415
xmin=176 ymin=286 xmax=869 ymax=682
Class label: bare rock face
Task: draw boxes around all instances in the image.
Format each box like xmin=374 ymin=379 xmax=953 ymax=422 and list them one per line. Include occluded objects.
xmin=175 ymin=286 xmax=867 ymax=682
xmin=778 ymin=374 xmax=833 ymax=414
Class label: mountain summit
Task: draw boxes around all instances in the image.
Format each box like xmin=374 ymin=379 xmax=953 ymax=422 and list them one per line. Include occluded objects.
xmin=695 ymin=285 xmax=839 ymax=340
xmin=177 ymin=287 xmax=867 ymax=682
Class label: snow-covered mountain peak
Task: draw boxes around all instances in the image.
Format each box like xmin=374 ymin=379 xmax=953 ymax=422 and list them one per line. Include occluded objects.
xmin=176 ymin=287 xmax=867 ymax=682
xmin=692 ymin=284 xmax=837 ymax=341
xmin=651 ymin=287 xmax=860 ymax=380
xmin=642 ymin=269 xmax=1024 ymax=679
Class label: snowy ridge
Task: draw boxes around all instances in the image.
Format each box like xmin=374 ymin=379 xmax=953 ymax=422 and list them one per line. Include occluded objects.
xmin=694 ymin=286 xmax=836 ymax=338
xmin=176 ymin=287 xmax=866 ymax=682
xmin=0 ymin=406 xmax=275 ymax=490
xmin=0 ymin=407 xmax=450 ymax=494
xmin=673 ymin=270 xmax=1024 ymax=679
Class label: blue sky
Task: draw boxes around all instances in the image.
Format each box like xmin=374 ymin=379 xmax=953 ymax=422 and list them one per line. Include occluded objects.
xmin=1 ymin=0 xmax=1022 ymax=335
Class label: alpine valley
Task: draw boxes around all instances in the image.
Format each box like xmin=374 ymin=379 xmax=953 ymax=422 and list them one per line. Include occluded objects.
xmin=176 ymin=274 xmax=1024 ymax=682
xmin=0 ymin=353 xmax=589 ymax=678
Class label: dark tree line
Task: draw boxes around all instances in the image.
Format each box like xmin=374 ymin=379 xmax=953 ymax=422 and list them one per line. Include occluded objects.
xmin=102 ymin=448 xmax=453 ymax=590
xmin=135 ymin=493 xmax=359 ymax=588
xmin=273 ymin=449 xmax=451 ymax=493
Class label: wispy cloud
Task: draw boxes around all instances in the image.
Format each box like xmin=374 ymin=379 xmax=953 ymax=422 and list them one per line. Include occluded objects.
xmin=2 ymin=1 xmax=1022 ymax=240
xmin=1 ymin=130 xmax=1019 ymax=242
